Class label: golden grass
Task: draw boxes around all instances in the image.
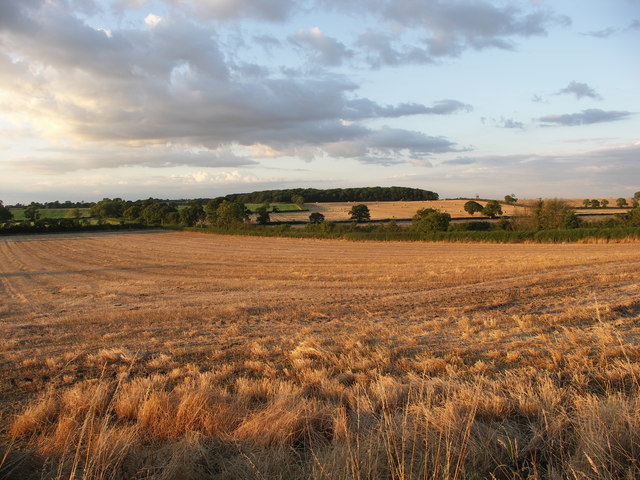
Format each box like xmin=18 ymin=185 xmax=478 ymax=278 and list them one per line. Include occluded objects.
xmin=1 ymin=231 xmax=640 ymax=478
xmin=272 ymin=199 xmax=526 ymax=221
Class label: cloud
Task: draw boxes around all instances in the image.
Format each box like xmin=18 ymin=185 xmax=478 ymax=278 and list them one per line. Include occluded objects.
xmin=556 ymin=81 xmax=601 ymax=100
xmin=581 ymin=27 xmax=618 ymax=38
xmin=539 ymin=109 xmax=633 ymax=126
xmin=169 ymin=170 xmax=263 ymax=185
xmin=5 ymin=146 xmax=260 ymax=174
xmin=582 ymin=20 xmax=640 ymax=38
xmin=161 ymin=0 xmax=296 ymax=22
xmin=442 ymin=158 xmax=477 ymax=166
xmin=433 ymin=142 xmax=640 ymax=197
xmin=344 ymin=2 xmax=569 ymax=66
xmin=323 ymin=126 xmax=458 ymax=166
xmin=289 ymin=27 xmax=353 ymax=66
xmin=498 ymin=118 xmax=525 ymax=129
xmin=0 ymin=1 xmax=464 ymax=171
xmin=357 ymin=30 xmax=432 ymax=67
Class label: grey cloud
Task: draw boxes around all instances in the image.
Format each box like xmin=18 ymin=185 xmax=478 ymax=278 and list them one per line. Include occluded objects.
xmin=385 ymin=1 xmax=570 ymax=58
xmin=254 ymin=34 xmax=282 ymax=50
xmin=582 ymin=20 xmax=640 ymax=37
xmin=161 ymin=0 xmax=296 ymax=22
xmin=442 ymin=158 xmax=477 ymax=166
xmin=425 ymin=99 xmax=473 ymax=115
xmin=556 ymin=81 xmax=601 ymax=100
xmin=323 ymin=126 xmax=458 ymax=165
xmin=348 ymin=2 xmax=568 ymax=65
xmin=539 ymin=109 xmax=633 ymax=126
xmin=434 ymin=143 xmax=640 ymax=197
xmin=289 ymin=28 xmax=353 ymax=66
xmin=6 ymin=148 xmax=259 ymax=174
xmin=0 ymin=1 xmax=465 ymax=172
xmin=357 ymin=30 xmax=432 ymax=67
xmin=499 ymin=118 xmax=525 ymax=129
xmin=343 ymin=98 xmax=471 ymax=119
xmin=359 ymin=156 xmax=407 ymax=166
xmin=582 ymin=27 xmax=618 ymax=38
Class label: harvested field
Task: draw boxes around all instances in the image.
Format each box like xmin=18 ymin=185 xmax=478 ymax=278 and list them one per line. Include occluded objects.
xmin=1 ymin=231 xmax=640 ymax=479
xmin=270 ymin=200 xmax=526 ymax=222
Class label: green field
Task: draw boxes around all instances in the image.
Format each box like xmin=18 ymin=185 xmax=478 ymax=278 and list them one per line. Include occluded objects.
xmin=245 ymin=203 xmax=306 ymax=213
xmin=9 ymin=208 xmax=91 ymax=220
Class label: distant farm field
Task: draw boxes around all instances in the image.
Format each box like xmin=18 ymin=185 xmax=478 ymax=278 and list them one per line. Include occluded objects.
xmin=244 ymin=203 xmax=305 ymax=213
xmin=273 ymin=199 xmax=587 ymax=222
xmin=1 ymin=232 xmax=640 ymax=479
xmin=9 ymin=208 xmax=91 ymax=220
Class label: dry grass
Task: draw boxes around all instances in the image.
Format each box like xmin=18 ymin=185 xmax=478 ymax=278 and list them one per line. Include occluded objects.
xmin=1 ymin=231 xmax=640 ymax=479
xmin=271 ymin=199 xmax=526 ymax=222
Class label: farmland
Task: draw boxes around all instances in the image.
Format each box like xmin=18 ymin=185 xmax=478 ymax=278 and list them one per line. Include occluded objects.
xmin=9 ymin=208 xmax=91 ymax=221
xmin=1 ymin=231 xmax=640 ymax=479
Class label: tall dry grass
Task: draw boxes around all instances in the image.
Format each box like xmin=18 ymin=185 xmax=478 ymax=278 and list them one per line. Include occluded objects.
xmin=2 ymin=232 xmax=640 ymax=478
xmin=3 ymin=309 xmax=640 ymax=479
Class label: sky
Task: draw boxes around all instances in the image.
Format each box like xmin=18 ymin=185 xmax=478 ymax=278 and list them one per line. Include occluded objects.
xmin=0 ymin=0 xmax=639 ymax=204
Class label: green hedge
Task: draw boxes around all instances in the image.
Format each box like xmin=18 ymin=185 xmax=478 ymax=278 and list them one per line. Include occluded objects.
xmin=184 ymin=225 xmax=640 ymax=243
xmin=0 ymin=220 xmax=152 ymax=235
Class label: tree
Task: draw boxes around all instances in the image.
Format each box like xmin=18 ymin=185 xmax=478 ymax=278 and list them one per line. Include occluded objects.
xmin=215 ymin=201 xmax=248 ymax=227
xmin=140 ymin=202 xmax=177 ymax=224
xmin=309 ymin=212 xmax=325 ymax=224
xmin=626 ymin=206 xmax=640 ymax=226
xmin=349 ymin=204 xmax=370 ymax=222
xmin=291 ymin=195 xmax=305 ymax=208
xmin=66 ymin=208 xmax=82 ymax=219
xmin=412 ymin=208 xmax=451 ymax=232
xmin=463 ymin=200 xmax=483 ymax=216
xmin=589 ymin=199 xmax=600 ymax=209
xmin=205 ymin=198 xmax=224 ymax=224
xmin=504 ymin=194 xmax=518 ymax=205
xmin=123 ymin=205 xmax=141 ymax=220
xmin=601 ymin=199 xmax=609 ymax=208
xmin=90 ymin=198 xmax=125 ymax=218
xmin=24 ymin=205 xmax=40 ymax=222
xmin=254 ymin=205 xmax=270 ymax=225
xmin=582 ymin=199 xmax=591 ymax=208
xmin=0 ymin=201 xmax=13 ymax=222
xmin=634 ymin=192 xmax=640 ymax=201
xmin=482 ymin=200 xmax=503 ymax=218
xmin=616 ymin=198 xmax=628 ymax=208
xmin=179 ymin=201 xmax=205 ymax=227
xmin=533 ymin=199 xmax=580 ymax=230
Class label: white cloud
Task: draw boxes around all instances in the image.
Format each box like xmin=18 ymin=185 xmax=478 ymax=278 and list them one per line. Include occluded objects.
xmin=144 ymin=13 xmax=163 ymax=27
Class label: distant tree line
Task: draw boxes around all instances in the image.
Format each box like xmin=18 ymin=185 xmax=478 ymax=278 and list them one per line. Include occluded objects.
xmin=7 ymin=200 xmax=94 ymax=209
xmin=218 ymin=186 xmax=438 ymax=204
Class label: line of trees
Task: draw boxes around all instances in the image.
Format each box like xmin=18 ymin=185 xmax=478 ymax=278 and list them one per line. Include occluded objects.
xmin=219 ymin=186 xmax=438 ymax=204
xmin=582 ymin=193 xmax=640 ymax=209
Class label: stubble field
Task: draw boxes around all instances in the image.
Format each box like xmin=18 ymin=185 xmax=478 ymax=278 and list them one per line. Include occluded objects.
xmin=1 ymin=231 xmax=640 ymax=479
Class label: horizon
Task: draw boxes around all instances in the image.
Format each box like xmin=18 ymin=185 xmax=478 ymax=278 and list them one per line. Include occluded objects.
xmin=1 ymin=1 xmax=639 ymax=204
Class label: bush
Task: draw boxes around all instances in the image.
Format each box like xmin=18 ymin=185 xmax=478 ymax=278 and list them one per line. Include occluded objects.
xmin=412 ymin=208 xmax=451 ymax=232
xmin=482 ymin=200 xmax=502 ymax=218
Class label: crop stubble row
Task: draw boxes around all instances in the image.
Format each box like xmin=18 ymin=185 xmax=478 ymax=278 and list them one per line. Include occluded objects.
xmin=1 ymin=231 xmax=640 ymax=408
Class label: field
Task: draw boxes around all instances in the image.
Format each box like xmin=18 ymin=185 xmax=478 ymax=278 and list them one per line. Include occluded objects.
xmin=272 ymin=200 xmax=528 ymax=222
xmin=271 ymin=199 xmax=628 ymax=223
xmin=9 ymin=208 xmax=91 ymax=221
xmin=1 ymin=231 xmax=640 ymax=479
xmin=244 ymin=203 xmax=306 ymax=213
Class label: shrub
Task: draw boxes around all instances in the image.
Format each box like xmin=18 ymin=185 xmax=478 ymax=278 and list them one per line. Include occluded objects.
xmin=412 ymin=208 xmax=451 ymax=232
